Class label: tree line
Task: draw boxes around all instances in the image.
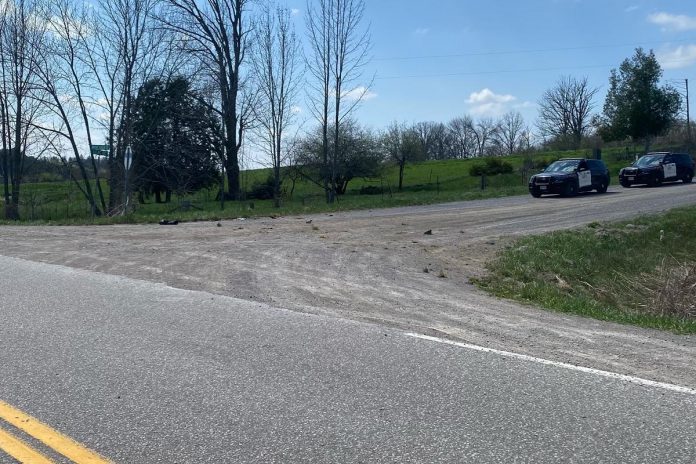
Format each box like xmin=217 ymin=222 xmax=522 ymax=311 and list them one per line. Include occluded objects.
xmin=0 ymin=0 xmax=305 ymax=218
xmin=0 ymin=0 xmax=686 ymax=220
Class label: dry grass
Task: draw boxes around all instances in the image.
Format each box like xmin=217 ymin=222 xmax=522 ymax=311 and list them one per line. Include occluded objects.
xmin=630 ymin=258 xmax=696 ymax=319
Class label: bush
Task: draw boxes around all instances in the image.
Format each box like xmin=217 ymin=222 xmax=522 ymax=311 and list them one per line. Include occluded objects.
xmin=37 ymin=172 xmax=63 ymax=183
xmin=469 ymin=158 xmax=514 ymax=176
xmin=469 ymin=164 xmax=486 ymax=176
xmin=247 ymin=175 xmax=278 ymax=200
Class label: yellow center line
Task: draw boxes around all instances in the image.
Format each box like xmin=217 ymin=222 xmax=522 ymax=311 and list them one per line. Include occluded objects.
xmin=0 ymin=400 xmax=112 ymax=464
xmin=0 ymin=425 xmax=55 ymax=464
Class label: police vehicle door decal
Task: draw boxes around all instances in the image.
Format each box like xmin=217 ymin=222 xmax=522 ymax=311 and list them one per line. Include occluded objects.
xmin=578 ymin=170 xmax=592 ymax=188
xmin=663 ymin=163 xmax=677 ymax=179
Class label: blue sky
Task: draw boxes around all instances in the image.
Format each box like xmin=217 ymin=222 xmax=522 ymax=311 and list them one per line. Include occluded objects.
xmin=290 ymin=0 xmax=696 ymax=134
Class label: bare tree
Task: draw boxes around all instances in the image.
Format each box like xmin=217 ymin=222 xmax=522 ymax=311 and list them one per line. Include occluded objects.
xmin=0 ymin=0 xmax=46 ymax=219
xmin=519 ymin=125 xmax=534 ymax=152
xmin=33 ymin=0 xmax=107 ymax=215
xmin=447 ymin=116 xmax=476 ymax=158
xmin=429 ymin=122 xmax=449 ymax=160
xmin=381 ymin=121 xmax=420 ymax=191
xmin=537 ymin=75 xmax=598 ymax=148
xmin=413 ymin=121 xmax=435 ymax=159
xmin=54 ymin=0 xmax=170 ymax=214
xmin=162 ymin=0 xmax=250 ymax=200
xmin=495 ymin=111 xmax=525 ymax=155
xmin=471 ymin=117 xmax=498 ymax=157
xmin=251 ymin=4 xmax=302 ymax=208
xmin=306 ymin=0 xmax=371 ymax=203
xmin=411 ymin=121 xmax=452 ymax=160
xmin=94 ymin=0 xmax=169 ymax=213
xmin=0 ymin=1 xmax=9 ymax=216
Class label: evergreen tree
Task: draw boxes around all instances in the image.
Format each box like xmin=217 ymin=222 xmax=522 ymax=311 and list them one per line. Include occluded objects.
xmin=131 ymin=77 xmax=221 ymax=203
xmin=600 ymin=48 xmax=681 ymax=151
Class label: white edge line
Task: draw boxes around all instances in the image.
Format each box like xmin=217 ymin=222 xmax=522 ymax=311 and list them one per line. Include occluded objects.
xmin=405 ymin=332 xmax=696 ymax=396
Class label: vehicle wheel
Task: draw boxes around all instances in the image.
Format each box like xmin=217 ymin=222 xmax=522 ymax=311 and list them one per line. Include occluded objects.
xmin=648 ymin=175 xmax=661 ymax=187
xmin=562 ymin=181 xmax=578 ymax=197
xmin=684 ymin=174 xmax=693 ymax=184
xmin=530 ymin=189 xmax=542 ymax=198
xmin=620 ymin=180 xmax=631 ymax=188
xmin=596 ymin=180 xmax=608 ymax=193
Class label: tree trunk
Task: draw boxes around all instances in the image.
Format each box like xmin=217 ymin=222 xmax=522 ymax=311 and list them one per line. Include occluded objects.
xmin=8 ymin=176 xmax=20 ymax=220
xmin=107 ymin=155 xmax=122 ymax=213
xmin=398 ymin=161 xmax=405 ymax=191
xmin=273 ymin=165 xmax=281 ymax=208
xmin=225 ymin=150 xmax=240 ymax=200
xmin=1 ymin=146 xmax=9 ymax=217
xmin=9 ymin=99 xmax=22 ymax=220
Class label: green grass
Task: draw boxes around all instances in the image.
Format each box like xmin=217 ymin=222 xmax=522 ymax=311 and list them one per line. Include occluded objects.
xmin=0 ymin=144 xmax=679 ymax=224
xmin=476 ymin=206 xmax=696 ymax=333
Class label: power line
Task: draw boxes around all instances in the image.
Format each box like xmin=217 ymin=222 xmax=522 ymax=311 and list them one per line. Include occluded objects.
xmin=374 ymin=38 xmax=696 ymax=62
xmin=376 ymin=58 xmax=696 ymax=80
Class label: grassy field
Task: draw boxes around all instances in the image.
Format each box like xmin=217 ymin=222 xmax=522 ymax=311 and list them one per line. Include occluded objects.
xmin=476 ymin=205 xmax=696 ymax=333
xmin=0 ymin=145 xmax=676 ymax=224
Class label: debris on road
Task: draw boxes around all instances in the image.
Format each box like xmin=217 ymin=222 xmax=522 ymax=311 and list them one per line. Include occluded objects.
xmin=159 ymin=219 xmax=179 ymax=226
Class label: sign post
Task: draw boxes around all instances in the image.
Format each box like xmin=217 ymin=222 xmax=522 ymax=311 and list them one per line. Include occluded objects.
xmin=123 ymin=145 xmax=133 ymax=215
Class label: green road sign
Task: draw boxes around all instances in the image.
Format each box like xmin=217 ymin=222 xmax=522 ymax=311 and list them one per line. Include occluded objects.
xmin=90 ymin=145 xmax=110 ymax=157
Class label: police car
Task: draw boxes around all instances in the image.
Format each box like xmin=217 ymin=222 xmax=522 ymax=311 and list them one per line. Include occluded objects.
xmin=619 ymin=152 xmax=694 ymax=187
xmin=528 ymin=158 xmax=610 ymax=197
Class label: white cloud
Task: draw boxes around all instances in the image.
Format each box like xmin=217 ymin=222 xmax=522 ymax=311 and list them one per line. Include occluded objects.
xmin=466 ymin=88 xmax=517 ymax=117
xmin=291 ymin=8 xmax=300 ymax=16
xmin=625 ymin=5 xmax=639 ymax=13
xmin=341 ymin=86 xmax=377 ymax=101
xmin=657 ymin=44 xmax=696 ymax=69
xmin=291 ymin=105 xmax=302 ymax=114
xmin=414 ymin=27 xmax=430 ymax=36
xmin=513 ymin=101 xmax=535 ymax=110
xmin=647 ymin=12 xmax=696 ymax=31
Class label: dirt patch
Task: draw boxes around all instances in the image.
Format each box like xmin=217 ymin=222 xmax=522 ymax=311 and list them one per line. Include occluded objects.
xmin=2 ymin=186 xmax=696 ymax=387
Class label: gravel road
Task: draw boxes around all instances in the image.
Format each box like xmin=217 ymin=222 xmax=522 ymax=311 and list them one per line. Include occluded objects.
xmin=2 ymin=183 xmax=696 ymax=387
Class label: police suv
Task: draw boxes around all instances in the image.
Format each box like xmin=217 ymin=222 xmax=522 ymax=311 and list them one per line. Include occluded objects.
xmin=528 ymin=158 xmax=610 ymax=198
xmin=619 ymin=152 xmax=694 ymax=187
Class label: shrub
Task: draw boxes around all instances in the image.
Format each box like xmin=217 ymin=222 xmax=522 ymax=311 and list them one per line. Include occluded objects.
xmin=247 ymin=175 xmax=278 ymax=200
xmin=469 ymin=164 xmax=486 ymax=176
xmin=469 ymin=158 xmax=514 ymax=176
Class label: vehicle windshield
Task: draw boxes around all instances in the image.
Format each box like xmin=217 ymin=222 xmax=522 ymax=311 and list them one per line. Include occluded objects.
xmin=544 ymin=160 xmax=580 ymax=173
xmin=635 ymin=155 xmax=664 ymax=167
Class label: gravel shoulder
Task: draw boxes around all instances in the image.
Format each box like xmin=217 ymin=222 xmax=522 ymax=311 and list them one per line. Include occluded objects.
xmin=2 ymin=183 xmax=696 ymax=387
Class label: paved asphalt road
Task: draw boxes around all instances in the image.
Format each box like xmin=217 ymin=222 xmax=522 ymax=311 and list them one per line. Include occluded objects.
xmin=1 ymin=256 xmax=695 ymax=463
